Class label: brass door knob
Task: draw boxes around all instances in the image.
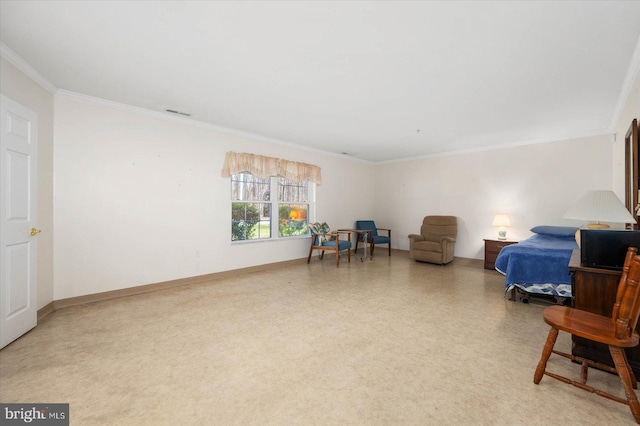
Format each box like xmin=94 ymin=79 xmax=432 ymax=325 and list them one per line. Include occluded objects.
xmin=30 ymin=228 xmax=41 ymax=236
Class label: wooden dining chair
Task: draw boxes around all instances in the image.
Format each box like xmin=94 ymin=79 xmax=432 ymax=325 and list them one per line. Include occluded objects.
xmin=307 ymin=222 xmax=351 ymax=267
xmin=533 ymin=247 xmax=640 ymax=424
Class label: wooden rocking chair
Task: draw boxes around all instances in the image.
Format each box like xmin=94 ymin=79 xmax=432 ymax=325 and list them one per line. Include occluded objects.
xmin=534 ymin=246 xmax=640 ymax=423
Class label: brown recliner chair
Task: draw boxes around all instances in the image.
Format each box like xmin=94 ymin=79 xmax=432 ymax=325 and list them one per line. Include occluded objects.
xmin=408 ymin=216 xmax=457 ymax=264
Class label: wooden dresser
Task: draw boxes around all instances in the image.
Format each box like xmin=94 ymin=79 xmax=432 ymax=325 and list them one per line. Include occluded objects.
xmin=568 ymin=250 xmax=640 ymax=379
xmin=483 ymin=239 xmax=517 ymax=270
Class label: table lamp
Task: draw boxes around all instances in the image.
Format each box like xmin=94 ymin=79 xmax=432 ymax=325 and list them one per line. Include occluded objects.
xmin=492 ymin=214 xmax=511 ymax=240
xmin=563 ymin=190 xmax=637 ymax=229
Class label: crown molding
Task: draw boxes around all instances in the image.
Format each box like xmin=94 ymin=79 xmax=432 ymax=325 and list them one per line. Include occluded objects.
xmin=610 ymin=33 xmax=640 ymax=131
xmin=0 ymin=42 xmax=58 ymax=95
xmin=57 ymin=89 xmax=612 ymax=166
xmin=377 ymin=129 xmax=612 ymax=165
xmin=55 ymin=89 xmax=372 ymax=164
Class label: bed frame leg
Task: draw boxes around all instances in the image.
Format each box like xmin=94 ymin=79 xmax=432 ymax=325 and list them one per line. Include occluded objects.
xmin=506 ymin=287 xmax=530 ymax=303
xmin=516 ymin=287 xmax=529 ymax=303
xmin=554 ymin=296 xmax=568 ymax=306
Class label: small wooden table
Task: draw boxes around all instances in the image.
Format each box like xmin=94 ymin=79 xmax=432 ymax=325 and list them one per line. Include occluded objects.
xmin=339 ymin=229 xmax=372 ymax=261
xmin=483 ymin=239 xmax=517 ymax=270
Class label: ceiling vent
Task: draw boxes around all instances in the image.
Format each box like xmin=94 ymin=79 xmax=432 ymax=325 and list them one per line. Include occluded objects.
xmin=165 ymin=109 xmax=191 ymax=117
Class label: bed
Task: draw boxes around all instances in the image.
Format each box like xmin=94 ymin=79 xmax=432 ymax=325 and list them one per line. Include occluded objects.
xmin=494 ymin=225 xmax=579 ymax=302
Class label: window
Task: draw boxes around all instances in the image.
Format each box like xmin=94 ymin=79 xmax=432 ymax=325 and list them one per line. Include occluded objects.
xmin=277 ymin=177 xmax=309 ymax=238
xmin=231 ymin=173 xmax=271 ymax=241
xmin=231 ymin=173 xmax=314 ymax=241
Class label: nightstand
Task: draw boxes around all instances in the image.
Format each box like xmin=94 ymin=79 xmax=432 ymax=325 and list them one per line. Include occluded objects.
xmin=483 ymin=239 xmax=517 ymax=270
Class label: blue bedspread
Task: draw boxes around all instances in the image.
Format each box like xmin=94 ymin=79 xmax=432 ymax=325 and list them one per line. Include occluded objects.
xmin=495 ymin=233 xmax=578 ymax=297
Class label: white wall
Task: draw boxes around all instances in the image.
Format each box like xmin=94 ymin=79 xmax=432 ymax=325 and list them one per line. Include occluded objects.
xmin=53 ymin=94 xmax=374 ymax=300
xmin=374 ymin=135 xmax=613 ymax=260
xmin=374 ymin=47 xmax=640 ymax=261
xmin=54 ymin=85 xmax=633 ymax=300
xmin=612 ymin=67 xmax=640 ymax=197
xmin=21 ymin=46 xmax=640 ymax=303
xmin=0 ymin=57 xmax=55 ymax=309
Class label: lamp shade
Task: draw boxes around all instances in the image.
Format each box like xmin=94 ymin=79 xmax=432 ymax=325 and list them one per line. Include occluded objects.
xmin=563 ymin=190 xmax=637 ymax=226
xmin=492 ymin=214 xmax=511 ymax=227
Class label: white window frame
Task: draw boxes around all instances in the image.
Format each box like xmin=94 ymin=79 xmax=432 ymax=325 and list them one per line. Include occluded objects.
xmin=231 ymin=173 xmax=316 ymax=243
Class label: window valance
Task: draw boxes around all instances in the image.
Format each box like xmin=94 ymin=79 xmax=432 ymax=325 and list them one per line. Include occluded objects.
xmin=221 ymin=152 xmax=322 ymax=185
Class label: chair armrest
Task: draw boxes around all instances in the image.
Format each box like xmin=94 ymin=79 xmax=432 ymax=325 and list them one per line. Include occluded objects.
xmin=441 ymin=236 xmax=456 ymax=243
xmin=311 ymin=232 xmax=337 ymax=243
xmin=315 ymin=231 xmax=351 ymax=240
xmin=408 ymin=234 xmax=424 ymax=242
xmin=315 ymin=232 xmax=341 ymax=237
xmin=377 ymin=228 xmax=391 ymax=237
xmin=336 ymin=230 xmax=351 ymax=241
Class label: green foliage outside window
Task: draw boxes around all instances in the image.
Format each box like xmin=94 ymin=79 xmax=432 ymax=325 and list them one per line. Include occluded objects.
xmin=231 ymin=173 xmax=312 ymax=241
xmin=231 ymin=202 xmax=261 ymax=241
xmin=278 ymin=204 xmax=308 ymax=237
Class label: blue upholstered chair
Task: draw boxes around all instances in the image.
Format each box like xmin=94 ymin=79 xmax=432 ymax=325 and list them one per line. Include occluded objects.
xmin=355 ymin=220 xmax=391 ymax=256
xmin=307 ymin=222 xmax=352 ymax=267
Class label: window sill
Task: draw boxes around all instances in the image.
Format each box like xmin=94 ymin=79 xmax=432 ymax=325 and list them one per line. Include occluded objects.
xmin=231 ymin=234 xmax=311 ymax=245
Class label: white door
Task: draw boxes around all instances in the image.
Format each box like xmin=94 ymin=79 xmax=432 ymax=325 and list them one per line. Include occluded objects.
xmin=0 ymin=94 xmax=38 ymax=349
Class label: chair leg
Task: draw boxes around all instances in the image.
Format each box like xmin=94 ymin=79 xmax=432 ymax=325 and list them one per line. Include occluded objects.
xmin=534 ymin=327 xmax=559 ymax=384
xmin=610 ymin=346 xmax=640 ymax=423
xmin=388 ymin=243 xmax=391 ymax=256
xmin=620 ymin=347 xmax=639 ymax=389
xmin=355 ymin=238 xmax=359 ymax=254
xmin=307 ymin=242 xmax=314 ymax=264
xmin=335 ymin=248 xmax=339 ymax=267
xmin=371 ymin=242 xmax=375 ymax=256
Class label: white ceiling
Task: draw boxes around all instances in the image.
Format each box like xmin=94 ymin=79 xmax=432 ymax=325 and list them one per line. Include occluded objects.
xmin=2 ymin=1 xmax=640 ymax=163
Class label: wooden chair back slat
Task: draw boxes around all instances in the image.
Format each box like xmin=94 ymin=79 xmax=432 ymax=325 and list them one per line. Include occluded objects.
xmin=613 ymin=248 xmax=640 ymax=339
xmin=625 ymin=256 xmax=640 ymax=334
xmin=612 ymin=247 xmax=638 ymax=323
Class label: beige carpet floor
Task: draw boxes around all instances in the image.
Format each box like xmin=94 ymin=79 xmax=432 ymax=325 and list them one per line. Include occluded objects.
xmin=0 ymin=250 xmax=637 ymax=425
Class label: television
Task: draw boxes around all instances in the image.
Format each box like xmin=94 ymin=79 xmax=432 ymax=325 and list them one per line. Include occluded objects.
xmin=580 ymin=229 xmax=640 ymax=270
